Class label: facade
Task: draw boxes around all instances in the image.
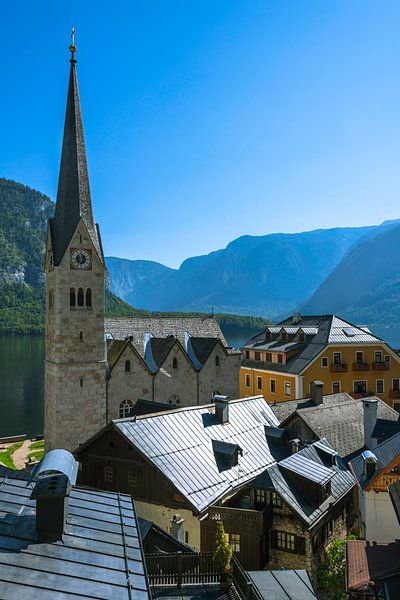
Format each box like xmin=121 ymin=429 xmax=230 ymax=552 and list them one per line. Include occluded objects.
xmin=106 ymin=317 xmax=241 ymax=417
xmin=349 ymin=432 xmax=400 ymax=541
xmin=45 ymin=45 xmax=107 ymax=452
xmin=76 ymin=397 xmax=355 ymax=581
xmin=240 ymin=314 xmax=400 ymax=409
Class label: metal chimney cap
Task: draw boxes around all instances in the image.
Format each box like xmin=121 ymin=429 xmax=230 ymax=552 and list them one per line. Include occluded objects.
xmin=30 ymin=473 xmax=70 ymax=500
xmin=213 ymin=394 xmax=228 ymax=403
xmin=36 ymin=449 xmax=78 ymax=486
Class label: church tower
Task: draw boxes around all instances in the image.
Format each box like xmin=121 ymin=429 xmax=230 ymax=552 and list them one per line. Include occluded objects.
xmin=44 ymin=33 xmax=107 ymax=452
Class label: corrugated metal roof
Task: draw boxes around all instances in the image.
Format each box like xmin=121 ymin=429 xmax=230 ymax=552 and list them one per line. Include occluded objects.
xmin=350 ymin=432 xmax=400 ymax=490
xmin=0 ymin=466 xmax=149 ymax=600
xmin=113 ymin=397 xmax=280 ymax=513
xmin=248 ymin=569 xmax=317 ymax=600
xmin=328 ymin=316 xmax=382 ymax=344
xmin=253 ymin=439 xmax=355 ymax=528
xmin=279 ymin=452 xmax=334 ymax=485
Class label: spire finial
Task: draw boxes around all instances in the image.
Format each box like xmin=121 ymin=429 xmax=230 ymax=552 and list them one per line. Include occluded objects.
xmin=69 ymin=27 xmax=77 ymax=62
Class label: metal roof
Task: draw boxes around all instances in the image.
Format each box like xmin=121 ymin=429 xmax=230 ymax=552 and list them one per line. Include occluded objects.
xmin=248 ymin=569 xmax=317 ymax=600
xmin=113 ymin=397 xmax=280 ymax=513
xmin=279 ymin=453 xmax=334 ymax=485
xmin=349 ymin=432 xmax=400 ymax=490
xmin=372 ymin=418 xmax=400 ymax=443
xmin=328 ymin=316 xmax=382 ymax=344
xmin=253 ymin=439 xmax=355 ymax=528
xmin=0 ymin=466 xmax=149 ymax=599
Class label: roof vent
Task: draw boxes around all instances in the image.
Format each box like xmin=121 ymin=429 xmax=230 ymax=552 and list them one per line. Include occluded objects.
xmin=362 ymin=449 xmax=378 ymax=478
xmin=213 ymin=395 xmax=229 ymax=424
xmin=30 ymin=449 xmax=78 ymax=541
xmin=289 ymin=438 xmax=301 ymax=454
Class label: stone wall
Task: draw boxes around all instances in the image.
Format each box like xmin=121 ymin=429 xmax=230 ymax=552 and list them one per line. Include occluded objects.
xmin=198 ymin=343 xmax=241 ymax=403
xmin=154 ymin=343 xmax=198 ymax=407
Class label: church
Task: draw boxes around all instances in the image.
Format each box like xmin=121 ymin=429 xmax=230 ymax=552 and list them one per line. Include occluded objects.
xmin=44 ymin=38 xmax=241 ymax=452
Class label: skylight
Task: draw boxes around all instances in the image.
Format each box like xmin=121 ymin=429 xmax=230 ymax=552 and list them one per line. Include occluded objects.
xmin=343 ymin=327 xmax=356 ymax=337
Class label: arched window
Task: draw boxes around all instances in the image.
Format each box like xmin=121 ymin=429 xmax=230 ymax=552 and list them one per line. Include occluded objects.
xmin=215 ymin=355 xmax=220 ymax=367
xmin=78 ymin=288 xmax=84 ymax=307
xmin=70 ymin=288 xmax=76 ymax=307
xmin=86 ymin=288 xmax=92 ymax=307
xmin=125 ymin=360 xmax=131 ymax=372
xmin=119 ymin=399 xmax=134 ymax=419
xmin=173 ymin=357 xmax=178 ymax=369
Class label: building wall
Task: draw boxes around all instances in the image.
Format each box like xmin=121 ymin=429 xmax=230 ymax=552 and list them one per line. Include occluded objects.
xmin=45 ymin=222 xmax=107 ymax=452
xmin=135 ymin=500 xmax=201 ymax=549
xmin=240 ymin=367 xmax=297 ymax=403
xmin=153 ymin=344 xmax=198 ymax=407
xmin=303 ymin=344 xmax=400 ymax=407
xmin=199 ymin=343 xmax=241 ymax=403
xmin=107 ymin=346 xmax=153 ymax=419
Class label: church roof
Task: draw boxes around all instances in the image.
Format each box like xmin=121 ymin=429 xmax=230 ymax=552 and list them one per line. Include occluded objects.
xmin=104 ymin=317 xmax=228 ymax=353
xmin=51 ymin=52 xmax=103 ymax=265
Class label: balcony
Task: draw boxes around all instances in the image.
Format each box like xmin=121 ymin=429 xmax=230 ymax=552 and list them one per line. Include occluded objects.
xmin=208 ymin=504 xmax=271 ymax=534
xmin=330 ymin=363 xmax=347 ymax=373
xmin=146 ymin=552 xmax=264 ymax=600
xmin=390 ymin=390 xmax=400 ymax=399
xmin=352 ymin=362 xmax=370 ymax=372
xmin=372 ymin=361 xmax=389 ymax=371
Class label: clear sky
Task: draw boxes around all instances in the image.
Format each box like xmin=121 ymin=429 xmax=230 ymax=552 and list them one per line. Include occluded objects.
xmin=2 ymin=1 xmax=400 ymax=268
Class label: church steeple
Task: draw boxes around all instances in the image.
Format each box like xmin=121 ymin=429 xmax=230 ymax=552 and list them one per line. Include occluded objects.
xmin=51 ymin=30 xmax=104 ymax=265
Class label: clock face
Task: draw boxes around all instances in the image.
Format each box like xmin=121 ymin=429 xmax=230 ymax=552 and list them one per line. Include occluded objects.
xmin=70 ymin=248 xmax=91 ymax=270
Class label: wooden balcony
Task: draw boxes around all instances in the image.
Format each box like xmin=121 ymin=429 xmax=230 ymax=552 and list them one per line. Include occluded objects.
xmin=330 ymin=363 xmax=347 ymax=372
xmin=146 ymin=552 xmax=264 ymax=600
xmin=372 ymin=362 xmax=389 ymax=371
xmin=208 ymin=504 xmax=270 ymax=534
xmin=390 ymin=390 xmax=400 ymax=399
xmin=352 ymin=362 xmax=370 ymax=372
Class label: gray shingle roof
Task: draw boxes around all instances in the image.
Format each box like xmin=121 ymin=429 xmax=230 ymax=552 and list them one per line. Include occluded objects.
xmin=372 ymin=419 xmax=400 ymax=443
xmin=349 ymin=432 xmax=400 ymax=490
xmin=244 ymin=315 xmax=385 ymax=375
xmin=105 ymin=317 xmax=228 ymax=356
xmin=254 ymin=439 xmax=355 ymax=528
xmin=113 ymin=397 xmax=279 ymax=513
xmin=248 ymin=570 xmax=317 ymax=600
xmin=189 ymin=337 xmax=219 ymax=365
xmin=272 ymin=393 xmax=399 ymax=460
xmin=0 ymin=466 xmax=149 ymax=599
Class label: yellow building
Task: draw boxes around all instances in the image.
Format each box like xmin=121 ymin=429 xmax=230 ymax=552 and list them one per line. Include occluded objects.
xmin=240 ymin=314 xmax=400 ymax=410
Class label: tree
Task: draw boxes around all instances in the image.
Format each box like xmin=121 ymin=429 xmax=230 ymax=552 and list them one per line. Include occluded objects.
xmin=318 ymin=535 xmax=357 ymax=599
xmin=213 ymin=520 xmax=233 ymax=580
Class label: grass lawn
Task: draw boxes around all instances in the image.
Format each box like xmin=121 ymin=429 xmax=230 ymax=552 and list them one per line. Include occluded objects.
xmin=28 ymin=439 xmax=45 ymax=463
xmin=0 ymin=442 xmax=23 ymax=469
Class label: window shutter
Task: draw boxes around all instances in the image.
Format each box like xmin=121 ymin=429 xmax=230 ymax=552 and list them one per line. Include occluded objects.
xmin=270 ymin=530 xmax=277 ymax=550
xmin=296 ymin=536 xmax=306 ymax=555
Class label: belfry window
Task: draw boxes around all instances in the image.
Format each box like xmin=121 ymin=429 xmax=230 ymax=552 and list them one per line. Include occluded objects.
xmin=125 ymin=360 xmax=131 ymax=372
xmin=119 ymin=399 xmax=134 ymax=419
xmin=70 ymin=288 xmax=76 ymax=307
xmin=86 ymin=288 xmax=92 ymax=307
xmin=173 ymin=357 xmax=178 ymax=369
xmin=215 ymin=355 xmax=220 ymax=367
xmin=78 ymin=288 xmax=84 ymax=307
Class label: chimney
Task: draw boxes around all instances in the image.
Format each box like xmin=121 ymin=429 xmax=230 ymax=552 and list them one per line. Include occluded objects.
xmin=292 ymin=313 xmax=302 ymax=325
xmin=170 ymin=513 xmax=185 ymax=542
xmin=214 ymin=395 xmax=229 ymax=424
xmin=310 ymin=381 xmax=324 ymax=406
xmin=30 ymin=449 xmax=78 ymax=541
xmin=363 ymin=398 xmax=378 ymax=449
xmin=289 ymin=438 xmax=300 ymax=454
xmin=362 ymin=450 xmax=377 ymax=478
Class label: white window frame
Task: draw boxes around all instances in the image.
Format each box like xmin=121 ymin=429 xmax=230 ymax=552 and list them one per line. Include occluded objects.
xmin=284 ymin=381 xmax=291 ymax=397
xmin=355 ymin=350 xmax=364 ymax=364
xmin=321 ymin=357 xmax=328 ymax=368
xmin=376 ymin=379 xmax=384 ymax=394
xmin=333 ymin=351 xmax=342 ymax=365
xmin=332 ymin=381 xmax=341 ymax=394
xmin=270 ymin=379 xmax=276 ymax=393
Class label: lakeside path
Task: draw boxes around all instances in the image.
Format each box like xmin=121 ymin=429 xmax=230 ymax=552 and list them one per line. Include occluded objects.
xmin=12 ymin=439 xmax=32 ymax=469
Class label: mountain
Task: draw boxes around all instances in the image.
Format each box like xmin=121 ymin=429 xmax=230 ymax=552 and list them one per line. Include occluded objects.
xmin=106 ymin=226 xmax=377 ymax=319
xmin=301 ymin=221 xmax=400 ymax=345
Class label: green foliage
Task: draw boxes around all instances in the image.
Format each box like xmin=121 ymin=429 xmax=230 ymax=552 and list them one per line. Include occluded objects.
xmin=318 ymin=534 xmax=357 ymax=598
xmin=105 ymin=290 xmax=150 ymax=317
xmin=213 ymin=521 xmax=233 ymax=578
xmin=0 ymin=441 xmax=23 ymax=469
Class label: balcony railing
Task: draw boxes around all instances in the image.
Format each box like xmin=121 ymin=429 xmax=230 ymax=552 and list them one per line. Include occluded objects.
xmin=352 ymin=362 xmax=370 ymax=372
xmin=208 ymin=504 xmax=270 ymax=533
xmin=372 ymin=362 xmax=389 ymax=371
xmin=390 ymin=390 xmax=400 ymax=399
xmin=330 ymin=363 xmax=348 ymax=372
xmin=145 ymin=552 xmax=264 ymax=600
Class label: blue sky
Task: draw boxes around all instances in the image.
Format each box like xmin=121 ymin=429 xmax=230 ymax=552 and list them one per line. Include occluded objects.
xmin=2 ymin=1 xmax=400 ymax=268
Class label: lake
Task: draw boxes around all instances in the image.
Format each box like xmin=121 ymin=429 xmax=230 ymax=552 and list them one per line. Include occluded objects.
xmin=0 ymin=328 xmax=254 ymax=439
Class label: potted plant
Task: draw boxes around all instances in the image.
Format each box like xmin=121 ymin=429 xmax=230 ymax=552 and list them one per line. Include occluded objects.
xmin=213 ymin=520 xmax=233 ymax=589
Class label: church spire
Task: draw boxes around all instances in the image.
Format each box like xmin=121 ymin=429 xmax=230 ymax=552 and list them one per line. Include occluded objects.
xmin=52 ymin=29 xmax=104 ymax=265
